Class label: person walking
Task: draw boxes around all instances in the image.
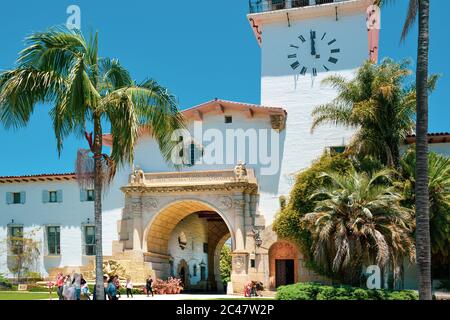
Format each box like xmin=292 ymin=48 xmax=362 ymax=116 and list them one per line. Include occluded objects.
xmin=125 ymin=277 xmax=133 ymax=298
xmin=107 ymin=277 xmax=118 ymax=300
xmin=72 ymin=273 xmax=82 ymax=300
xmin=63 ymin=275 xmax=75 ymax=300
xmin=146 ymin=276 xmax=154 ymax=297
xmin=56 ymin=273 xmax=64 ymax=300
xmin=80 ymin=274 xmax=90 ymax=300
xmin=113 ymin=275 xmax=121 ymax=299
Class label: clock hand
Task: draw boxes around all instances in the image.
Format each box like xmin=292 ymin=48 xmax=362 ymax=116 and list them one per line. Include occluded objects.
xmin=310 ymin=30 xmax=316 ymax=56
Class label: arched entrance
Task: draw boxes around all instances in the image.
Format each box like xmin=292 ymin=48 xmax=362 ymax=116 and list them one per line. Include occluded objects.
xmin=268 ymin=241 xmax=299 ymax=290
xmin=116 ymin=168 xmax=264 ymax=293
xmin=143 ymin=200 xmax=233 ymax=292
xmin=177 ymin=259 xmax=190 ymax=290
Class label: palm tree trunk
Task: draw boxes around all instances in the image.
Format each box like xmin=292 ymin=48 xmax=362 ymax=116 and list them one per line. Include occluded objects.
xmin=415 ymin=0 xmax=432 ymax=301
xmin=93 ymin=113 xmax=105 ymax=300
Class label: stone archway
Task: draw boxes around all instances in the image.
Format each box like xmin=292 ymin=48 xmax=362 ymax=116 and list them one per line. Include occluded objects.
xmin=115 ymin=168 xmax=266 ymax=293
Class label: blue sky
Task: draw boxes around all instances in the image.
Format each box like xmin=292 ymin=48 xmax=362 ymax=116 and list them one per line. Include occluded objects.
xmin=0 ymin=0 xmax=448 ymax=176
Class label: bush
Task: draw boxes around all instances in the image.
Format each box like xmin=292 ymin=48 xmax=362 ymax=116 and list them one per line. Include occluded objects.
xmin=276 ymin=283 xmax=418 ymax=300
xmin=0 ymin=274 xmax=12 ymax=289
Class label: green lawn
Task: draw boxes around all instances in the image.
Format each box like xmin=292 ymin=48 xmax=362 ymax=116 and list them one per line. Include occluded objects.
xmin=0 ymin=291 xmax=58 ymax=300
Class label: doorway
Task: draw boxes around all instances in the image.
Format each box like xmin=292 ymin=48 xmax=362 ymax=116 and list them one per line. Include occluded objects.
xmin=275 ymin=259 xmax=295 ymax=287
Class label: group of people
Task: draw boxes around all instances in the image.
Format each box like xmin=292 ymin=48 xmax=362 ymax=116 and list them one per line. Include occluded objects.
xmin=55 ymin=273 xmax=155 ymax=300
xmin=243 ymin=281 xmax=264 ymax=297
xmin=56 ymin=272 xmax=89 ymax=300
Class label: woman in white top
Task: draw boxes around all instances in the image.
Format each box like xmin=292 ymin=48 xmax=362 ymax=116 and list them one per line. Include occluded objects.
xmin=125 ymin=278 xmax=133 ymax=298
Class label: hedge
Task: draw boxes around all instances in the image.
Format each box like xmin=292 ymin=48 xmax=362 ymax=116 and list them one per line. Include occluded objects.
xmin=276 ymin=283 xmax=418 ymax=300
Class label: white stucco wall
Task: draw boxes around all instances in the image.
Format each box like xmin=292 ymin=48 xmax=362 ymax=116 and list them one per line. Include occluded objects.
xmin=258 ymin=11 xmax=368 ymax=223
xmin=0 ymin=175 xmax=128 ymax=277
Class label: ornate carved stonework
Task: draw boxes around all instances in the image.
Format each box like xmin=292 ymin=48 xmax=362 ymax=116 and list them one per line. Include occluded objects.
xmin=142 ymin=197 xmax=158 ymax=210
xmin=231 ymin=252 xmax=249 ymax=274
xmin=233 ymin=199 xmax=246 ymax=208
xmin=220 ymin=196 xmax=233 ymax=209
xmin=130 ymin=169 xmax=145 ymax=185
xmin=234 ymin=161 xmax=247 ymax=181
xmin=270 ymin=114 xmax=286 ymax=132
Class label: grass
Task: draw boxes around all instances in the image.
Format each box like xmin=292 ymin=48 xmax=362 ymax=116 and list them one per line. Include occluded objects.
xmin=0 ymin=291 xmax=58 ymax=300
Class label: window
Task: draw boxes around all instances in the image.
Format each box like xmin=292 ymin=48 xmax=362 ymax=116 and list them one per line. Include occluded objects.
xmin=193 ymin=265 xmax=198 ymax=277
xmin=84 ymin=226 xmax=96 ymax=256
xmin=13 ymin=193 xmax=21 ymax=204
xmin=327 ymin=146 xmax=346 ymax=154
xmin=6 ymin=192 xmax=25 ymax=205
xmin=250 ymin=259 xmax=256 ymax=268
xmin=49 ymin=191 xmax=57 ymax=203
xmin=225 ymin=116 xmax=233 ymax=124
xmin=86 ymin=190 xmax=95 ymax=202
xmin=47 ymin=226 xmax=61 ymax=255
xmin=200 ymin=266 xmax=206 ymax=281
xmin=43 ymin=190 xmax=63 ymax=203
xmin=9 ymin=226 xmax=24 ymax=255
xmin=203 ymin=243 xmax=208 ymax=254
xmin=80 ymin=189 xmax=95 ymax=202
xmin=189 ymin=143 xmax=195 ymax=166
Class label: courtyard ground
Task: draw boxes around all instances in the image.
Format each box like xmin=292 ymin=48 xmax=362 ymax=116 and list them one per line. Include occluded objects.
xmin=0 ymin=291 xmax=58 ymax=300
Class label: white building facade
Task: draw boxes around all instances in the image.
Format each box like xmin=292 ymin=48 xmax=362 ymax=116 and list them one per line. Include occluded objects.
xmin=1 ymin=0 xmax=449 ymax=292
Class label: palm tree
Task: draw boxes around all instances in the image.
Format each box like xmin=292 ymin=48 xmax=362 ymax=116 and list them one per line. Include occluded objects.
xmin=399 ymin=149 xmax=450 ymax=272
xmin=376 ymin=0 xmax=433 ymax=300
xmin=311 ymin=59 xmax=421 ymax=168
xmin=0 ymin=27 xmax=184 ymax=299
xmin=303 ymin=168 xmax=415 ymax=286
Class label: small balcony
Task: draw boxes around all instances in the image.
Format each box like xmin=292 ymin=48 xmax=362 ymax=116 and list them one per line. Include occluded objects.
xmin=249 ymin=0 xmax=344 ymax=14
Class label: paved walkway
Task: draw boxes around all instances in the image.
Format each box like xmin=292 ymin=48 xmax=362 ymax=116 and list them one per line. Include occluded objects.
xmin=114 ymin=294 xmax=272 ymax=300
xmin=44 ymin=294 xmax=272 ymax=301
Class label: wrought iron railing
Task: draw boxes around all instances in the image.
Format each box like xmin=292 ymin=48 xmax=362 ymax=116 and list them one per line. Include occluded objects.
xmin=249 ymin=0 xmax=341 ymax=14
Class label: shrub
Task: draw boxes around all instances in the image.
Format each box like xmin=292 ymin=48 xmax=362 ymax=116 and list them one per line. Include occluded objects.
xmin=276 ymin=283 xmax=418 ymax=300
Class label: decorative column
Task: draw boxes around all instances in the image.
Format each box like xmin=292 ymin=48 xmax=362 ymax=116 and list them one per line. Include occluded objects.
xmin=130 ymin=192 xmax=143 ymax=251
xmin=233 ymin=197 xmax=246 ymax=251
xmin=230 ymin=196 xmax=250 ymax=293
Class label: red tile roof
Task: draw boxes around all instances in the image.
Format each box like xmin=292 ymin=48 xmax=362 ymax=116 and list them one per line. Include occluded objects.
xmin=405 ymin=132 xmax=450 ymax=145
xmin=0 ymin=173 xmax=76 ymax=184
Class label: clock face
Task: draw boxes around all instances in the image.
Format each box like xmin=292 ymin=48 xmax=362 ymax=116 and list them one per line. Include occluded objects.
xmin=287 ymin=30 xmax=341 ymax=77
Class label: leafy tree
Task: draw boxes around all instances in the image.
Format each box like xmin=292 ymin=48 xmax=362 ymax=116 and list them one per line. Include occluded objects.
xmin=273 ymin=153 xmax=353 ymax=275
xmin=219 ymin=243 xmax=232 ymax=284
xmin=311 ymin=59 xmax=436 ymax=168
xmin=0 ymin=27 xmax=184 ymax=299
xmin=398 ymin=149 xmax=450 ymax=271
xmin=376 ymin=0 xmax=433 ymax=300
xmin=1 ymin=230 xmax=41 ymax=283
xmin=303 ymin=168 xmax=415 ymax=286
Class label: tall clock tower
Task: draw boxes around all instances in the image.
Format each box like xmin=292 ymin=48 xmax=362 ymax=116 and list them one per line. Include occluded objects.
xmin=247 ymin=0 xmax=379 ymax=224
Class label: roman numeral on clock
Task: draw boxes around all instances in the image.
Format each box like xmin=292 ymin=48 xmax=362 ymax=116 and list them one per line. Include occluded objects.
xmin=328 ymin=39 xmax=336 ymax=46
xmin=323 ymin=65 xmax=330 ymax=71
xmin=288 ymin=54 xmax=297 ymax=59
xmin=331 ymin=49 xmax=340 ymax=54
xmin=291 ymin=61 xmax=300 ymax=70
xmin=300 ymin=66 xmax=307 ymax=75
xmin=328 ymin=57 xmax=338 ymax=64
xmin=298 ymin=35 xmax=306 ymax=43
xmin=313 ymin=68 xmax=317 ymax=77
xmin=290 ymin=44 xmax=299 ymax=49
